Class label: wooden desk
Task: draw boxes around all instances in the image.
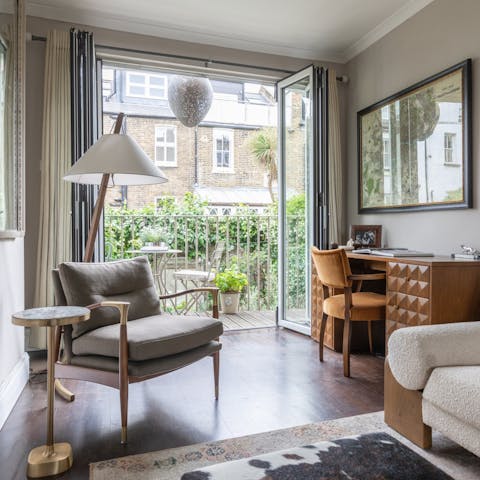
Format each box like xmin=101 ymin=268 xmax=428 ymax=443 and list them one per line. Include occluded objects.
xmin=311 ymin=252 xmax=480 ymax=351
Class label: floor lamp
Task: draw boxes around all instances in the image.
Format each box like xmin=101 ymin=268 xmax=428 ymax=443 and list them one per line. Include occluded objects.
xmin=64 ymin=112 xmax=168 ymax=262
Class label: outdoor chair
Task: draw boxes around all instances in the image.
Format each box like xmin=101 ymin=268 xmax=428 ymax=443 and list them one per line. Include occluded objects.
xmin=174 ymin=241 xmax=225 ymax=313
xmin=311 ymin=247 xmax=386 ymax=377
xmin=52 ymin=256 xmax=222 ymax=444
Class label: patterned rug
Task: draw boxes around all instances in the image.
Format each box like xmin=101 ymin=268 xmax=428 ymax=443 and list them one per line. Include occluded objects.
xmin=90 ymin=412 xmax=480 ymax=480
xmin=181 ymin=432 xmax=453 ymax=479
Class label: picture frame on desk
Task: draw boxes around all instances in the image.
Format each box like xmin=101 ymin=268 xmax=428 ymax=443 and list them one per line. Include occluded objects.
xmin=350 ymin=224 xmax=382 ymax=248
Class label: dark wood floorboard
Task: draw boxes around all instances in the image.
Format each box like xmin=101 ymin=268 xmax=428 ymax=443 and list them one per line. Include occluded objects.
xmin=0 ymin=327 xmax=384 ymax=480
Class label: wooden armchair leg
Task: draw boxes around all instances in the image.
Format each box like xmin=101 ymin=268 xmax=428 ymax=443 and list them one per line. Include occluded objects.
xmin=367 ymin=321 xmax=373 ymax=354
xmin=343 ymin=317 xmax=352 ymax=377
xmin=213 ymin=351 xmax=220 ymax=400
xmin=384 ymin=359 xmax=432 ymax=449
xmin=54 ymin=326 xmax=75 ymax=402
xmin=319 ymin=313 xmax=328 ymax=362
xmin=120 ymin=384 xmax=128 ymax=445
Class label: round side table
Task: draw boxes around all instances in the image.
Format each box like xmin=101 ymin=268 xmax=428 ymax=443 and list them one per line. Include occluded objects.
xmin=12 ymin=306 xmax=90 ymax=478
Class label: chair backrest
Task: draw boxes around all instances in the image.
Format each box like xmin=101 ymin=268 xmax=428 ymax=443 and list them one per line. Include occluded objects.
xmin=207 ymin=241 xmax=225 ymax=275
xmin=56 ymin=256 xmax=161 ymax=338
xmin=311 ymin=247 xmax=352 ymax=289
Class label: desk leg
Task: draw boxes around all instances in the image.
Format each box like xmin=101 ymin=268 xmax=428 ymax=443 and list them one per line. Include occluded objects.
xmin=27 ymin=326 xmax=73 ymax=478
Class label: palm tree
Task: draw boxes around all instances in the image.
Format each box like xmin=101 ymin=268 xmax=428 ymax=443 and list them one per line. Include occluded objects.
xmin=249 ymin=128 xmax=278 ymax=202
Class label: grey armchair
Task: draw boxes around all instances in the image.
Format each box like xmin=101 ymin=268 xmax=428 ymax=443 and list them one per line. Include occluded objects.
xmin=52 ymin=256 xmax=223 ymax=444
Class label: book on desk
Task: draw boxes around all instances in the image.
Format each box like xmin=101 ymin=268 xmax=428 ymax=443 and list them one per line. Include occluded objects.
xmin=353 ymin=248 xmax=434 ymax=257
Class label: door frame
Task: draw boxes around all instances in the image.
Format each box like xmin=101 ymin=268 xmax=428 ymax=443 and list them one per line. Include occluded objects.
xmin=276 ymin=65 xmax=328 ymax=334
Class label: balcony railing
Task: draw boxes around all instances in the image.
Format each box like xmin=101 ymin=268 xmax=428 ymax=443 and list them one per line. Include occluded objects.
xmin=104 ymin=213 xmax=288 ymax=311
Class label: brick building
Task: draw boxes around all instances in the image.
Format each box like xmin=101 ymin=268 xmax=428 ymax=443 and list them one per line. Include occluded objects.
xmin=102 ymin=67 xmax=305 ymax=212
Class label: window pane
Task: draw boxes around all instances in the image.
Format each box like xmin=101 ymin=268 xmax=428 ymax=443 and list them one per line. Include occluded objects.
xmin=150 ymin=76 xmax=165 ymax=86
xmin=129 ymin=86 xmax=145 ymax=95
xmin=224 ymin=152 xmax=229 ymax=167
xmin=150 ymin=87 xmax=165 ymax=97
xmin=166 ymin=147 xmax=175 ymax=163
xmin=129 ymin=74 xmax=145 ymax=84
xmin=166 ymin=128 xmax=175 ymax=143
xmin=216 ymin=138 xmax=222 ymax=150
xmin=216 ymin=152 xmax=222 ymax=167
xmin=156 ymin=146 xmax=165 ymax=162
xmin=156 ymin=129 xmax=165 ymax=142
xmin=223 ymin=136 xmax=230 ymax=149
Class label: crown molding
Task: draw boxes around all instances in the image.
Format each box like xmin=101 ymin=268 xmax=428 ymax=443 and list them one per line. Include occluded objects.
xmin=27 ymin=2 xmax=345 ymax=63
xmin=342 ymin=0 xmax=436 ymax=62
xmin=28 ymin=0 xmax=436 ymax=65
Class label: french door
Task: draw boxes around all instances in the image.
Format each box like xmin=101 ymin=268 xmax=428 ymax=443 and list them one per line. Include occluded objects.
xmin=277 ymin=65 xmax=328 ymax=334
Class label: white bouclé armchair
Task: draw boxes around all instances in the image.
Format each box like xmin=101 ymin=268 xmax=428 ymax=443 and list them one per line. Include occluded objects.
xmin=385 ymin=321 xmax=480 ymax=456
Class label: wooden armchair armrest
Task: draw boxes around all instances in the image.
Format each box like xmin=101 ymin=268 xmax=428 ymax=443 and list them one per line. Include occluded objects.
xmin=86 ymin=301 xmax=130 ymax=325
xmin=348 ymin=273 xmax=386 ymax=281
xmin=348 ymin=273 xmax=385 ymax=293
xmin=160 ymin=287 xmax=219 ymax=318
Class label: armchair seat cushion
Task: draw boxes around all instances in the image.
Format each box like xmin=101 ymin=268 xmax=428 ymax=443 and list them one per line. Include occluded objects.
xmin=423 ymin=365 xmax=480 ymax=430
xmin=72 ymin=314 xmax=223 ymax=361
xmin=323 ymin=292 xmax=385 ymax=321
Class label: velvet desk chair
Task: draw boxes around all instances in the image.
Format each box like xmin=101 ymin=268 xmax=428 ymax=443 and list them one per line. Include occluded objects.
xmin=52 ymin=256 xmax=223 ymax=444
xmin=311 ymin=247 xmax=386 ymax=377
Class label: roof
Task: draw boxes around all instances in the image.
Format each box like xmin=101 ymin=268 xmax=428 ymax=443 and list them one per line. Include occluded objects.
xmin=194 ymin=187 xmax=272 ymax=206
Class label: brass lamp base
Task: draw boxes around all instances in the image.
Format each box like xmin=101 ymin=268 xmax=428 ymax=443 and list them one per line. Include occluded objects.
xmin=27 ymin=443 xmax=73 ymax=478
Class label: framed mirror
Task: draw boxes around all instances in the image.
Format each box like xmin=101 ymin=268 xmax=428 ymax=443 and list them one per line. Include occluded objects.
xmin=0 ymin=0 xmax=25 ymax=237
xmin=358 ymin=59 xmax=472 ymax=213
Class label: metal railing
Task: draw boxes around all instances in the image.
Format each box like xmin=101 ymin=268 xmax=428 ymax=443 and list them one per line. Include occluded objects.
xmin=104 ymin=213 xmax=288 ymax=311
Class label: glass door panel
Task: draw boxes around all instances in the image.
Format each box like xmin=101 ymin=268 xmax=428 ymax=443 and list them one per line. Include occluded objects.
xmin=277 ymin=66 xmax=324 ymax=335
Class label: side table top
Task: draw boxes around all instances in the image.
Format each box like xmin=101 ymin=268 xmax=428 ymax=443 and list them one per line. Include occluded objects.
xmin=12 ymin=306 xmax=90 ymax=327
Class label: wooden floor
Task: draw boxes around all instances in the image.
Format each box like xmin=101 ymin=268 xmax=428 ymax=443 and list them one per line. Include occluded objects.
xmin=0 ymin=328 xmax=384 ymax=480
xmin=220 ymin=310 xmax=276 ymax=330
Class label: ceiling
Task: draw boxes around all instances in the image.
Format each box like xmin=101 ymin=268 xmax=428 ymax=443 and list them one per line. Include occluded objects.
xmin=27 ymin=0 xmax=435 ymax=63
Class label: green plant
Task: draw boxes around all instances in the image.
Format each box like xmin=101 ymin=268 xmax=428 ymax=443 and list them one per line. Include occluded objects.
xmin=214 ymin=265 xmax=248 ymax=293
xmin=249 ymin=128 xmax=277 ymax=202
xmin=139 ymin=226 xmax=165 ymax=244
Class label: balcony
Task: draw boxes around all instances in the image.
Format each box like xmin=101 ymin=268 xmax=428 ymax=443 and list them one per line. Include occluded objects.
xmin=104 ymin=211 xmax=287 ymax=330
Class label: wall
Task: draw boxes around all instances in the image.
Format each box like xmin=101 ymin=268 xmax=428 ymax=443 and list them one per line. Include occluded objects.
xmin=346 ymin=0 xmax=480 ymax=254
xmin=0 ymin=238 xmax=29 ymax=429
xmin=24 ymin=15 xmax=348 ymax=309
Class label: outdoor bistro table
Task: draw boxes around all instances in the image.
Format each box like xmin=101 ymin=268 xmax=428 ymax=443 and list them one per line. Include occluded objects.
xmin=12 ymin=306 xmax=90 ymax=478
xmin=129 ymin=248 xmax=182 ymax=306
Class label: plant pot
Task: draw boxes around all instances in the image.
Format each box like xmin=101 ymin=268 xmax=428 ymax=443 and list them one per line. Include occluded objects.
xmin=220 ymin=292 xmax=240 ymax=314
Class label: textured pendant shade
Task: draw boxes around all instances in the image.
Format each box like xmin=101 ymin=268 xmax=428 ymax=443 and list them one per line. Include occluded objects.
xmin=64 ymin=134 xmax=168 ymax=186
xmin=168 ymin=76 xmax=213 ymax=127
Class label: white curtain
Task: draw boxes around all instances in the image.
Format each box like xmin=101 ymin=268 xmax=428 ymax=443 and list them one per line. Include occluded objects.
xmin=32 ymin=31 xmax=71 ymax=346
xmin=328 ymin=69 xmax=343 ymax=245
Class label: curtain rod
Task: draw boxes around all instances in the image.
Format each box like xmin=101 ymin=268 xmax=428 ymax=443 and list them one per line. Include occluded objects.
xmin=29 ymin=34 xmax=348 ymax=82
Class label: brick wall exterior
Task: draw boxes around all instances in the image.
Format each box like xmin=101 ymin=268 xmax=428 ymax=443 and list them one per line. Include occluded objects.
xmin=104 ymin=91 xmax=305 ymax=210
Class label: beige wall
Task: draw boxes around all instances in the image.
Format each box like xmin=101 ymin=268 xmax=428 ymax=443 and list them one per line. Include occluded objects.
xmin=24 ymin=15 xmax=348 ymax=309
xmin=346 ymin=0 xmax=480 ymax=254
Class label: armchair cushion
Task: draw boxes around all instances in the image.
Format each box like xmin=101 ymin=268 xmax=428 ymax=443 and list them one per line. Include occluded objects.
xmin=423 ymin=366 xmax=480 ymax=431
xmin=59 ymin=256 xmax=161 ymax=338
xmin=388 ymin=321 xmax=480 ymax=390
xmin=323 ymin=292 xmax=385 ymax=321
xmin=72 ymin=314 xmax=223 ymax=361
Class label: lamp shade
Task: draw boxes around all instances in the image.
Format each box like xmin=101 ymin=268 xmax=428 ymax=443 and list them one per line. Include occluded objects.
xmin=64 ymin=134 xmax=168 ymax=185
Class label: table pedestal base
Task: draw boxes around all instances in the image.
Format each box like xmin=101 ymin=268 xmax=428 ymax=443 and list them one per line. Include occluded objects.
xmin=27 ymin=442 xmax=73 ymax=478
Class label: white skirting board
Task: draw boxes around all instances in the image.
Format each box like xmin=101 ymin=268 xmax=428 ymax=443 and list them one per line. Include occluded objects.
xmin=0 ymin=353 xmax=30 ymax=430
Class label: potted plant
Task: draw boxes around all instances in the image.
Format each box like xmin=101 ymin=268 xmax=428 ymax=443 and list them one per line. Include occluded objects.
xmin=214 ymin=265 xmax=248 ymax=314
xmin=139 ymin=226 xmax=166 ymax=248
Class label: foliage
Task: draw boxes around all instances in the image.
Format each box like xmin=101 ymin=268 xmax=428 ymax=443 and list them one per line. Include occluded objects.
xmin=214 ymin=263 xmax=248 ymax=293
xmin=249 ymin=128 xmax=278 ymax=202
xmin=139 ymin=226 xmax=165 ymax=244
xmin=104 ymin=192 xmax=307 ymax=311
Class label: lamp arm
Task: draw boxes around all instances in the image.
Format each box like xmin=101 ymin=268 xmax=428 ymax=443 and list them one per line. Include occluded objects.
xmin=83 ymin=113 xmax=125 ymax=262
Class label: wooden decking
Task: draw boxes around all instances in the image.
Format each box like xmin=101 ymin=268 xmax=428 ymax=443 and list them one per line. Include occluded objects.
xmin=219 ymin=309 xmax=276 ymax=330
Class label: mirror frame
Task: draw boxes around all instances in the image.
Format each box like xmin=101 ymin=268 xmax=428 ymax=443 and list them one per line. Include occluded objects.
xmin=0 ymin=0 xmax=25 ymax=238
xmin=357 ymin=59 xmax=472 ymax=214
